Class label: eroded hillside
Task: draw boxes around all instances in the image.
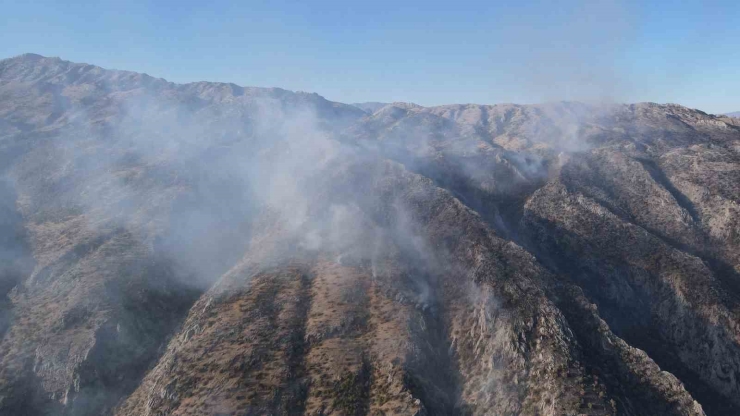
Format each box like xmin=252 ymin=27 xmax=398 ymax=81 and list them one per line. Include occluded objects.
xmin=1 ymin=54 xmax=739 ymax=415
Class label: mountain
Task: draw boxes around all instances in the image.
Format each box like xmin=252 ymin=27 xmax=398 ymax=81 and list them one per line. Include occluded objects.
xmin=0 ymin=54 xmax=739 ymax=416
xmin=725 ymin=111 xmax=740 ymax=118
xmin=350 ymin=102 xmax=389 ymax=114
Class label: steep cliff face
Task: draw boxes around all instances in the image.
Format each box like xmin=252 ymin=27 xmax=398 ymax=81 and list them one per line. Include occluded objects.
xmin=0 ymin=54 xmax=738 ymax=415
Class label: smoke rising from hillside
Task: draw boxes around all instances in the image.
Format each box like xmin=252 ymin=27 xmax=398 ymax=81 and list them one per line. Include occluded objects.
xmin=5 ymin=54 xmax=738 ymax=415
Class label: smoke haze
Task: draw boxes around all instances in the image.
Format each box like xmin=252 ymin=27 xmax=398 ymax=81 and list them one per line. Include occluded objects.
xmin=1 ymin=50 xmax=740 ymax=416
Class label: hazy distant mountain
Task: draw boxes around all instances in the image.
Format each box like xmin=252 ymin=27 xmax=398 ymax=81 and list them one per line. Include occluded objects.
xmin=350 ymin=101 xmax=388 ymax=114
xmin=1 ymin=54 xmax=740 ymax=416
xmin=725 ymin=111 xmax=740 ymax=118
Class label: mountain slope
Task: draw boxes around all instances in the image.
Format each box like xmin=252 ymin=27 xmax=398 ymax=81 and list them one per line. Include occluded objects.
xmin=350 ymin=102 xmax=388 ymax=114
xmin=0 ymin=54 xmax=739 ymax=415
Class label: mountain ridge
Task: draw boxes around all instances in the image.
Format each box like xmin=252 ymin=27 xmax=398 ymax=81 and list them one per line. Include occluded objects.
xmin=3 ymin=53 xmax=726 ymax=118
xmin=0 ymin=54 xmax=739 ymax=416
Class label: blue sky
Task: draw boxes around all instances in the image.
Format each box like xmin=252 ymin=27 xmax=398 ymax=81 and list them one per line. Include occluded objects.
xmin=1 ymin=0 xmax=738 ymax=113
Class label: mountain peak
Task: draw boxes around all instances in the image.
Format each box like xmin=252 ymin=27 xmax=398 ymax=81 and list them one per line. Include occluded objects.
xmin=12 ymin=52 xmax=50 ymax=60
